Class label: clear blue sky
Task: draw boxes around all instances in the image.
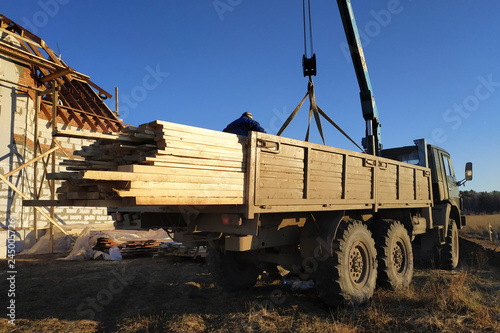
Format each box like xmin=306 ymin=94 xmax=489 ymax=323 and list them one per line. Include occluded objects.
xmin=2 ymin=1 xmax=500 ymax=192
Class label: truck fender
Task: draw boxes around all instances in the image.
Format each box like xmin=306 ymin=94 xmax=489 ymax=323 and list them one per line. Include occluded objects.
xmin=448 ymin=200 xmax=463 ymax=230
xmin=432 ymin=201 xmax=461 ymax=236
xmin=432 ymin=203 xmax=451 ymax=229
xmin=300 ymin=211 xmax=345 ymax=258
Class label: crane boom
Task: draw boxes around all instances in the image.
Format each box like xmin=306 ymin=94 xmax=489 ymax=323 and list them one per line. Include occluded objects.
xmin=337 ymin=0 xmax=382 ymax=155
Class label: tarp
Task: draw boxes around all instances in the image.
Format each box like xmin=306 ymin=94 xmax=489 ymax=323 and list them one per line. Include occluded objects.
xmin=60 ymin=227 xmax=171 ymax=261
xmin=20 ymin=229 xmax=72 ymax=254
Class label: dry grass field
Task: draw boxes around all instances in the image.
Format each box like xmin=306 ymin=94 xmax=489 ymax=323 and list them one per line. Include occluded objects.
xmin=462 ymin=214 xmax=500 ymax=236
xmin=461 ymin=214 xmax=500 ymax=256
xmin=1 ymin=215 xmax=499 ymax=333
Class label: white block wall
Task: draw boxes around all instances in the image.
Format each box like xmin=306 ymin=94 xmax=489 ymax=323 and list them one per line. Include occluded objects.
xmin=0 ymin=33 xmax=114 ymax=258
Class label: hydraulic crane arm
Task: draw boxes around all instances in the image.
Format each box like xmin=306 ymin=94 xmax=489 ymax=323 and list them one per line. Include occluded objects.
xmin=337 ymin=0 xmax=382 ymax=155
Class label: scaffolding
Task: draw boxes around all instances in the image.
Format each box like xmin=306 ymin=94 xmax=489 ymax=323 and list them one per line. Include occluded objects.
xmin=0 ymin=14 xmax=124 ymax=251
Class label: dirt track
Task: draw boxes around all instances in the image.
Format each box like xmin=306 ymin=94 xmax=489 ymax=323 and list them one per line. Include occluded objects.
xmin=0 ymin=237 xmax=499 ymax=332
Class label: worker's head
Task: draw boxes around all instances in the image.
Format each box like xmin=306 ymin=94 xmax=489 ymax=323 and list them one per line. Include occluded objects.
xmin=242 ymin=112 xmax=253 ymax=119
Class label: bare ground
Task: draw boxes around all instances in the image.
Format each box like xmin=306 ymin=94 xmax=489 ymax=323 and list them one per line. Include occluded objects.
xmin=1 ymin=236 xmax=499 ymax=333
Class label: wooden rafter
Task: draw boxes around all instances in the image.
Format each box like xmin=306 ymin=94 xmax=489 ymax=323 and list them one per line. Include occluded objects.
xmin=0 ymin=13 xmax=124 ymax=133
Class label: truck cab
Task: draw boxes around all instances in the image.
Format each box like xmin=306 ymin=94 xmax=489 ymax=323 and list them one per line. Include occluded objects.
xmin=382 ymin=139 xmax=471 ymax=229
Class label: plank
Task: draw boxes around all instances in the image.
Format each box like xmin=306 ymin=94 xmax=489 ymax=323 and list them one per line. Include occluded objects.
xmin=259 ymin=178 xmax=304 ymax=190
xmin=129 ymin=181 xmax=243 ymax=191
xmin=67 ymin=191 xmax=101 ymax=200
xmin=158 ymin=139 xmax=244 ymax=156
xmin=260 ymin=154 xmax=304 ymax=169
xmin=114 ymin=188 xmax=244 ymax=198
xmin=117 ymin=164 xmax=245 ymax=179
xmin=307 ymin=189 xmax=343 ymax=200
xmin=142 ymin=156 xmax=245 ymax=168
xmin=257 ymin=188 xmax=304 ymax=200
xmin=147 ymin=161 xmax=244 ymax=172
xmin=309 ymin=170 xmax=343 ymax=179
xmin=134 ymin=196 xmax=244 ymax=205
xmin=150 ymin=120 xmax=244 ymax=140
xmin=259 ymin=164 xmax=304 ymax=175
xmin=47 ymin=172 xmax=81 ymax=180
xmin=158 ymin=129 xmax=246 ymax=149
xmin=53 ymin=129 xmax=154 ymax=142
xmin=309 ymin=149 xmax=344 ymax=164
xmin=309 ymin=180 xmax=343 ymax=190
xmin=345 ymin=184 xmax=372 ymax=199
xmin=155 ymin=147 xmax=245 ymax=162
xmin=309 ymin=160 xmax=344 ymax=172
xmin=82 ymin=170 xmax=244 ymax=185
xmin=57 ymin=184 xmax=100 ymax=193
xmin=260 ymin=146 xmax=305 ymax=160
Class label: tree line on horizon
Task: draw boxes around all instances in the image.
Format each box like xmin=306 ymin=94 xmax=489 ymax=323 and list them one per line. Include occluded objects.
xmin=460 ymin=190 xmax=500 ymax=215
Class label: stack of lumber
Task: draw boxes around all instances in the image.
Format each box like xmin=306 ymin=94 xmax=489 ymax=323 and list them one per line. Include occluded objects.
xmin=155 ymin=242 xmax=208 ymax=259
xmin=93 ymin=237 xmax=164 ymax=257
xmin=54 ymin=120 xmax=248 ymax=206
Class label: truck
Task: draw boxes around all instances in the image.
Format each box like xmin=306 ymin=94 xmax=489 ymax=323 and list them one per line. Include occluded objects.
xmin=111 ymin=131 xmax=472 ymax=306
xmin=41 ymin=0 xmax=472 ymax=306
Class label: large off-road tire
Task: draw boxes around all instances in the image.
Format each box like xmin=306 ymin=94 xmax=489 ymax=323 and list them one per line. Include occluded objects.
xmin=373 ymin=221 xmax=413 ymax=290
xmin=315 ymin=220 xmax=378 ymax=307
xmin=441 ymin=219 xmax=459 ymax=270
xmin=207 ymin=249 xmax=260 ymax=291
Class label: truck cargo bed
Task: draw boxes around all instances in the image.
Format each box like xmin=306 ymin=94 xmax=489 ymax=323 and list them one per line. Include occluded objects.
xmin=33 ymin=121 xmax=433 ymax=219
xmin=246 ymin=132 xmax=432 ymax=218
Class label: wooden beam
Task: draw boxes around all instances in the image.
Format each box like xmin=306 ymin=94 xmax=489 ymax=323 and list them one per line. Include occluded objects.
xmin=0 ymin=41 xmax=59 ymax=71
xmin=3 ymin=146 xmax=59 ymax=178
xmin=34 ymin=93 xmax=41 ymax=241
xmin=69 ymin=79 xmax=117 ymax=132
xmin=134 ymin=196 xmax=244 ymax=206
xmin=81 ymin=169 xmax=245 ymax=184
xmin=114 ymin=188 xmax=243 ymax=198
xmin=87 ymin=79 xmax=112 ymax=99
xmin=0 ymin=76 xmax=45 ymax=92
xmin=0 ymin=26 xmax=43 ymax=48
xmin=0 ymin=173 xmax=75 ymax=241
xmin=22 ymin=199 xmax=132 ymax=207
xmin=39 ymin=67 xmax=74 ymax=83
xmin=0 ymin=15 xmax=44 ymax=45
xmin=53 ymin=139 xmax=73 ymax=160
xmin=53 ymin=129 xmax=153 ymax=142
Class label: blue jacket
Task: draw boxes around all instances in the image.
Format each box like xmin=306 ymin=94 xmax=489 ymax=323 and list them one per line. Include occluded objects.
xmin=223 ymin=116 xmax=266 ymax=136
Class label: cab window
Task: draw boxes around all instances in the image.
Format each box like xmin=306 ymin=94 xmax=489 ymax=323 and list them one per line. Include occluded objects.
xmin=442 ymin=154 xmax=455 ymax=178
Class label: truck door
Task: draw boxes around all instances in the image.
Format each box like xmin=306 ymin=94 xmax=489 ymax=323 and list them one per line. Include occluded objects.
xmin=440 ymin=152 xmax=460 ymax=204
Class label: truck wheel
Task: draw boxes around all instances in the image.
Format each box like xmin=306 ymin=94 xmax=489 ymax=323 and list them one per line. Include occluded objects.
xmin=207 ymin=249 xmax=260 ymax=291
xmin=441 ymin=219 xmax=459 ymax=270
xmin=315 ymin=220 xmax=377 ymax=307
xmin=374 ymin=221 xmax=413 ymax=290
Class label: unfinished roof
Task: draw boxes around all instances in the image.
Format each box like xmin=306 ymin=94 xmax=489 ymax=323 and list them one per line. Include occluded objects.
xmin=0 ymin=14 xmax=124 ymax=133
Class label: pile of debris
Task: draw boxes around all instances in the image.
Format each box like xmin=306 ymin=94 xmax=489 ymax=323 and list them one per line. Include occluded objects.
xmin=61 ymin=228 xmax=171 ymax=260
xmin=155 ymin=241 xmax=207 ymax=259
xmin=93 ymin=237 xmax=165 ymax=258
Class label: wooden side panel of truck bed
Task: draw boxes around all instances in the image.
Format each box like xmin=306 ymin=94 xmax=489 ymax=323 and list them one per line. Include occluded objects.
xmin=246 ymin=132 xmax=432 ymax=219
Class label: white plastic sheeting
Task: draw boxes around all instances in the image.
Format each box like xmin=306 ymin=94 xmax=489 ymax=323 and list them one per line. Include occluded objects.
xmin=60 ymin=227 xmax=171 ymax=261
xmin=21 ymin=229 xmax=72 ymax=254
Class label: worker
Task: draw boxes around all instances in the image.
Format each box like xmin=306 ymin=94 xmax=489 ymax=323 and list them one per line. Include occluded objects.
xmin=223 ymin=112 xmax=266 ymax=136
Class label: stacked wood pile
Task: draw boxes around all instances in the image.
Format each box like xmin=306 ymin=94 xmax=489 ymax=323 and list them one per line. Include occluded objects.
xmin=54 ymin=120 xmax=247 ymax=206
xmin=93 ymin=237 xmax=164 ymax=257
xmin=155 ymin=242 xmax=208 ymax=259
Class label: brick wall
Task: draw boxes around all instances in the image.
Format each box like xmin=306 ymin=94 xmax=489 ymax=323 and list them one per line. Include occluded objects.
xmin=0 ymin=34 xmax=114 ymax=257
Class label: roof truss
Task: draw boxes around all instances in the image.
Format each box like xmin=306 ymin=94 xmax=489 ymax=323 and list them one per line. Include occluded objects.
xmin=0 ymin=14 xmax=124 ymax=133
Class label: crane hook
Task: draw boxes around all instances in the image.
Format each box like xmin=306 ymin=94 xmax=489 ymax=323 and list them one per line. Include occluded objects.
xmin=302 ymin=0 xmax=316 ymax=77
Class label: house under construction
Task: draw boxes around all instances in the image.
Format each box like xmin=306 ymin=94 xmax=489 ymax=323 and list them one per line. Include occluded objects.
xmin=0 ymin=14 xmax=124 ymax=257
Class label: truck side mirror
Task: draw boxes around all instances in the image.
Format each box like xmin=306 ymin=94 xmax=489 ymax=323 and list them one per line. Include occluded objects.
xmin=465 ymin=162 xmax=473 ymax=181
